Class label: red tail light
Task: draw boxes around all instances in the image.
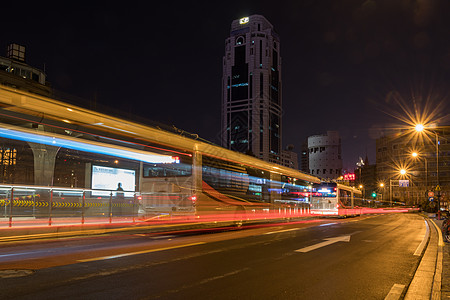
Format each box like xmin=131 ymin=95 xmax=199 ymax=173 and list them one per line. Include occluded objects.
xmin=189 ymin=195 xmax=197 ymax=202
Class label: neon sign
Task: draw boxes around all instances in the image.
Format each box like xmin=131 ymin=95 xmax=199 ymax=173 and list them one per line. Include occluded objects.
xmin=239 ymin=17 xmax=249 ymax=24
xmin=343 ymin=173 xmax=355 ymax=181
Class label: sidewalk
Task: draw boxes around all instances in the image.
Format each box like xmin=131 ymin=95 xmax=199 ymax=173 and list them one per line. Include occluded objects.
xmin=423 ymin=216 xmax=449 ymax=299
xmin=399 ymin=213 xmax=448 ymax=300
xmin=444 ymin=240 xmax=450 ymax=298
xmin=437 ymin=217 xmax=450 ymax=298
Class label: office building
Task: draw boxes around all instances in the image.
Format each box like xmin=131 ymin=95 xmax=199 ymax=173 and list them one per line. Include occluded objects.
xmin=376 ymin=127 xmax=449 ymax=208
xmin=0 ymin=43 xmax=51 ymax=97
xmin=221 ymin=15 xmax=282 ymax=164
xmin=281 ymin=145 xmax=298 ymax=170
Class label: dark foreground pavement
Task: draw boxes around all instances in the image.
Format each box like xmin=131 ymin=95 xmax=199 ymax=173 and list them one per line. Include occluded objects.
xmin=0 ymin=212 xmax=447 ymax=299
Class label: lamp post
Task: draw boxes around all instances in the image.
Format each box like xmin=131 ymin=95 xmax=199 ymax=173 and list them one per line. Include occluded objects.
xmin=389 ymin=169 xmax=407 ymax=207
xmin=412 ymin=151 xmax=428 ymax=204
xmin=379 ymin=182 xmax=384 ymax=204
xmin=415 ymin=124 xmax=440 ymax=218
xmin=389 ymin=179 xmax=393 ymax=206
xmin=411 ymin=152 xmax=428 ymax=189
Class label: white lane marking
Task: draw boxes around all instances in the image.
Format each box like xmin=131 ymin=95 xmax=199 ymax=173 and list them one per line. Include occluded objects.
xmin=0 ymin=252 xmax=39 ymax=258
xmin=384 ymin=284 xmax=405 ymax=300
xmin=264 ymin=228 xmax=302 ymax=235
xmin=414 ymin=220 xmax=429 ymax=256
xmin=77 ymin=242 xmax=205 ymax=262
xmin=295 ymin=235 xmax=351 ymax=253
xmin=318 ymin=222 xmax=337 ymax=227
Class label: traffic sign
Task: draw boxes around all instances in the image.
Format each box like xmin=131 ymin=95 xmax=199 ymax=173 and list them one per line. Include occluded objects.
xmin=436 ymin=185 xmax=441 ymax=191
xmin=429 ymin=197 xmax=434 ymax=202
xmin=399 ymin=180 xmax=409 ymax=187
xmin=428 ymin=191 xmax=435 ymax=197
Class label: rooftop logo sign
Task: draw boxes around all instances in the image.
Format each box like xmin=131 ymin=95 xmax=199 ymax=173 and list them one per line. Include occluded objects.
xmin=239 ymin=17 xmax=249 ymax=24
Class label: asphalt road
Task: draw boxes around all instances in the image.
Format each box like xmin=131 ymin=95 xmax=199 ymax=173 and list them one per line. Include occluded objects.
xmin=0 ymin=213 xmax=427 ymax=299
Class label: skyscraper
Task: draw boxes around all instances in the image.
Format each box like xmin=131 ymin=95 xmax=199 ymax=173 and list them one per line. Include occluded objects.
xmin=221 ymin=15 xmax=282 ymax=164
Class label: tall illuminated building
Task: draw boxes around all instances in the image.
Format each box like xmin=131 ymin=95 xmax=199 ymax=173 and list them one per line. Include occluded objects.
xmin=221 ymin=15 xmax=282 ymax=164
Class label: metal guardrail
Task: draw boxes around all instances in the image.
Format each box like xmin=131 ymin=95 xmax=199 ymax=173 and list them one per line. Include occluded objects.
xmin=0 ymin=184 xmax=139 ymax=227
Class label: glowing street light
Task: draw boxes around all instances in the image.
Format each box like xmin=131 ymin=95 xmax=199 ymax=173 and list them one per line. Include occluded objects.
xmin=411 ymin=151 xmax=428 ymax=192
xmin=415 ymin=124 xmax=424 ymax=132
xmin=358 ymin=185 xmax=365 ymax=199
xmin=389 ymin=168 xmax=408 ymax=206
xmin=378 ymin=182 xmax=385 ymax=202
xmin=414 ymin=123 xmax=441 ymax=218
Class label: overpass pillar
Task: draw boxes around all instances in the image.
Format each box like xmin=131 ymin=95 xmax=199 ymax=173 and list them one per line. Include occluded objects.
xmin=28 ymin=142 xmax=60 ymax=186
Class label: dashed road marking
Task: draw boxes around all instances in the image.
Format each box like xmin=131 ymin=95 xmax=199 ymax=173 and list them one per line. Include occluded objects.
xmin=77 ymin=242 xmax=205 ymax=262
xmin=264 ymin=228 xmax=302 ymax=235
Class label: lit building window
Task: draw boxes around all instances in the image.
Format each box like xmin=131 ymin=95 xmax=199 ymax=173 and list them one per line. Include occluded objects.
xmin=1 ymin=148 xmax=16 ymax=165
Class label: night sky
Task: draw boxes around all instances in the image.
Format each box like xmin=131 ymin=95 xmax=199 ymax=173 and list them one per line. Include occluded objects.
xmin=3 ymin=1 xmax=450 ymax=172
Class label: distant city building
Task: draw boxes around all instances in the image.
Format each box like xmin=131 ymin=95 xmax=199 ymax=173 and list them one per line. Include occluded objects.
xmin=221 ymin=15 xmax=282 ymax=164
xmin=300 ymin=140 xmax=309 ymax=173
xmin=376 ymin=127 xmax=449 ymax=209
xmin=280 ymin=145 xmax=298 ymax=170
xmin=0 ymin=43 xmax=51 ymax=97
xmin=355 ymin=155 xmax=377 ymax=199
xmin=308 ymin=131 xmax=342 ymax=179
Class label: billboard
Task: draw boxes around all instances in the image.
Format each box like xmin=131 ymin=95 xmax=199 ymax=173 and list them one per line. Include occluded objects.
xmin=91 ymin=165 xmax=136 ymax=196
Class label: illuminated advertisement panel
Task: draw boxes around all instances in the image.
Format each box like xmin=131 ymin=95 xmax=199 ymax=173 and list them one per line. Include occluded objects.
xmin=91 ymin=165 xmax=136 ymax=196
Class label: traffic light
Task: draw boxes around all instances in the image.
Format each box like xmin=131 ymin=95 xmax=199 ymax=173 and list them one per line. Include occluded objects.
xmin=371 ymin=191 xmax=377 ymax=198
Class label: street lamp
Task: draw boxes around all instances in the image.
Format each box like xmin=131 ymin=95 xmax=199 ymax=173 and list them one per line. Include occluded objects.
xmin=411 ymin=151 xmax=428 ymax=192
xmin=414 ymin=123 xmax=440 ymax=218
xmin=359 ymin=184 xmax=365 ymax=199
xmin=389 ymin=169 xmax=408 ymax=207
xmin=415 ymin=124 xmax=424 ymax=132
xmin=379 ymin=183 xmax=384 ymax=202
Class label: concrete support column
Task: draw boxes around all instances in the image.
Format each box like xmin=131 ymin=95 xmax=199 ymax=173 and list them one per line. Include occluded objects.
xmin=28 ymin=142 xmax=60 ymax=186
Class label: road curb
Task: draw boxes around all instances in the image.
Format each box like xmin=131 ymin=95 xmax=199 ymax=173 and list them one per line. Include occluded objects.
xmin=430 ymin=219 xmax=444 ymax=300
xmin=404 ymin=216 xmax=443 ymax=300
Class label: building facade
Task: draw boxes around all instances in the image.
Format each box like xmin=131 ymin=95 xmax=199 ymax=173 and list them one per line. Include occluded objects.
xmin=355 ymin=159 xmax=377 ymax=200
xmin=308 ymin=131 xmax=342 ymax=179
xmin=221 ymin=15 xmax=282 ymax=164
xmin=376 ymin=127 xmax=449 ymax=209
xmin=0 ymin=43 xmax=51 ymax=97
xmin=300 ymin=140 xmax=309 ymax=173
xmin=280 ymin=145 xmax=298 ymax=170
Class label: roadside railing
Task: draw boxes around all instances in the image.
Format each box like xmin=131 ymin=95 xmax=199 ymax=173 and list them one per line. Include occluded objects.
xmin=0 ymin=184 xmax=139 ymax=228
